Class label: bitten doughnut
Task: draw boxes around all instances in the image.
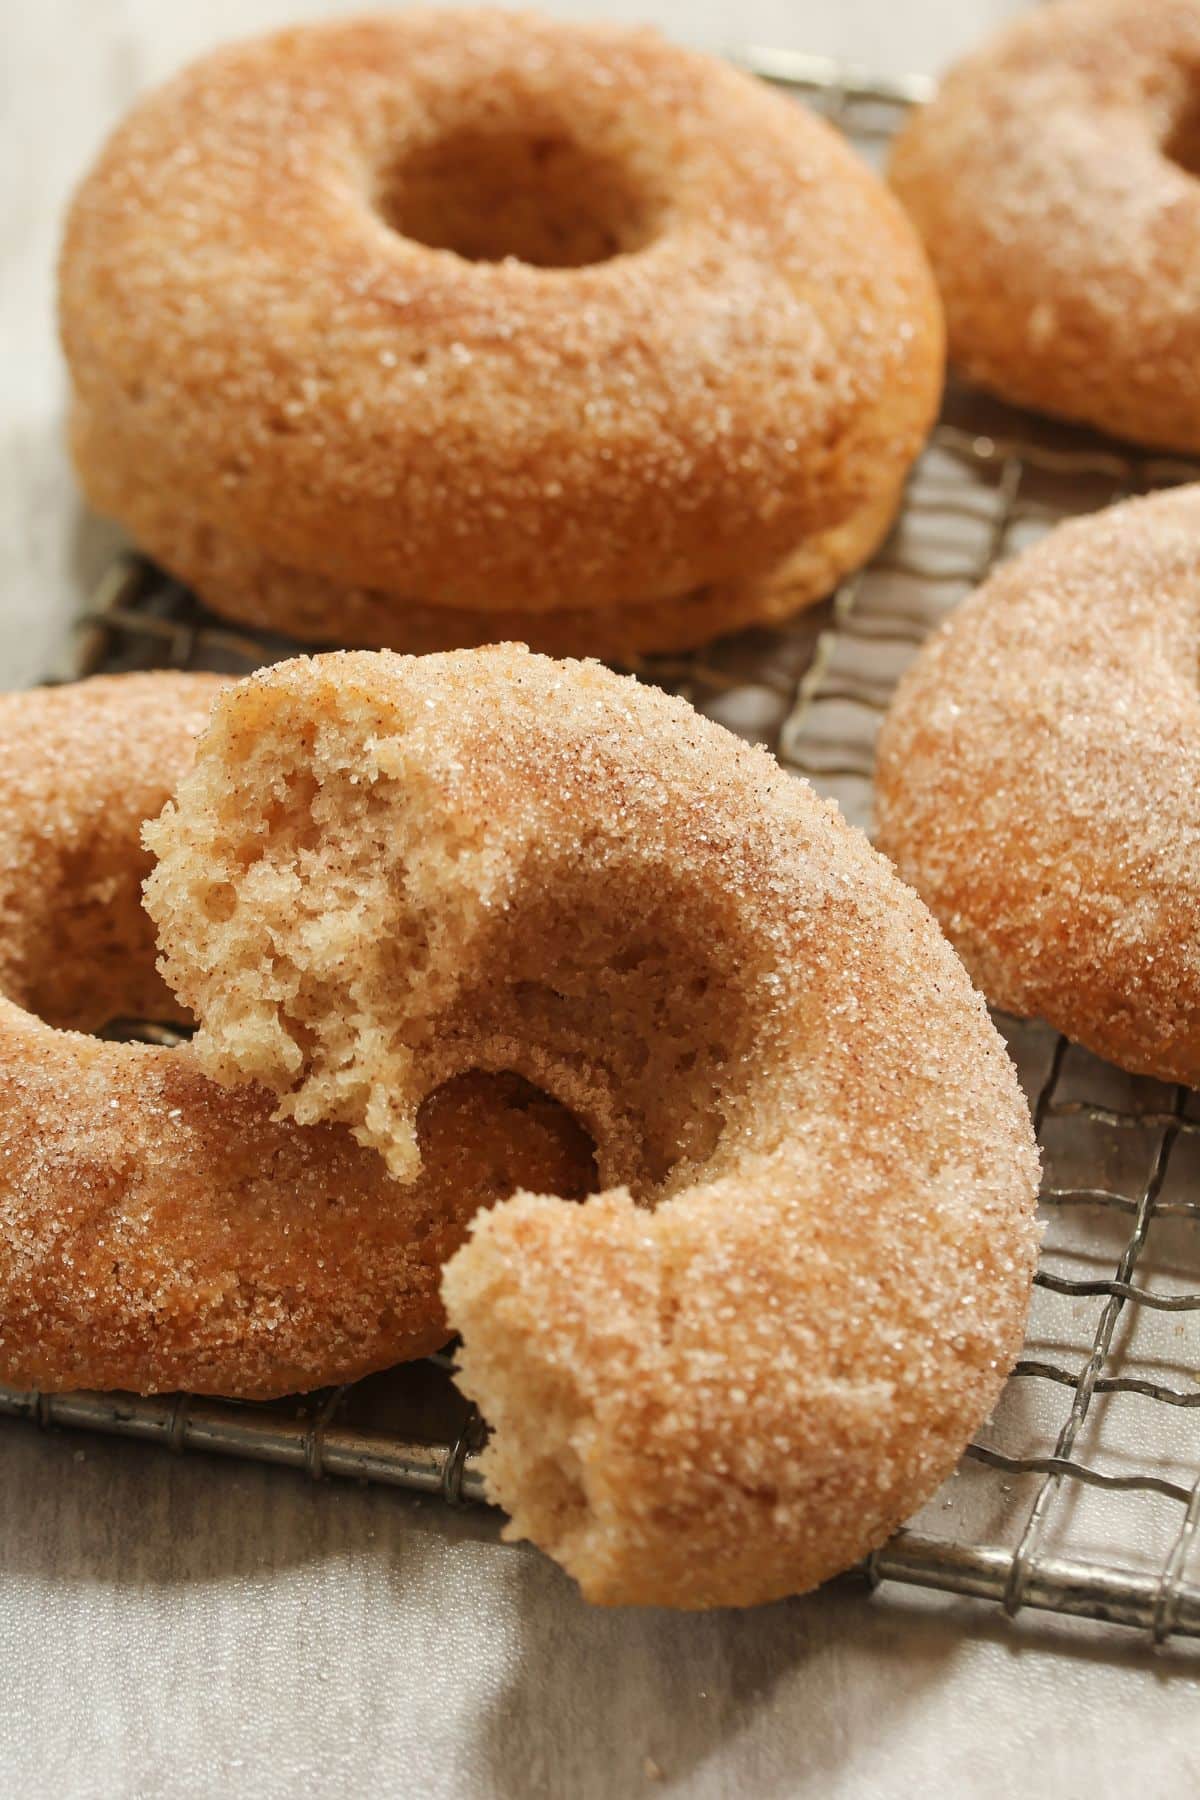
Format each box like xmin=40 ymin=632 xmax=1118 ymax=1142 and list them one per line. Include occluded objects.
xmin=876 ymin=486 xmax=1200 ymax=1084
xmin=145 ymin=645 xmax=1039 ymax=1610
xmin=0 ymin=673 xmax=595 ymax=1398
xmin=60 ymin=10 xmax=943 ymax=656
xmin=890 ymin=0 xmax=1200 ymax=452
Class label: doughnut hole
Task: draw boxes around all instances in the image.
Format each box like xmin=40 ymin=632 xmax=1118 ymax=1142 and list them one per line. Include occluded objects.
xmin=389 ymin=1069 xmax=600 ymax=1302
xmin=374 ymin=125 xmax=660 ymax=268
xmin=414 ymin=1072 xmax=599 ymax=1234
xmin=0 ymin=826 xmax=194 ymax=1036
xmin=1164 ymin=72 xmax=1200 ymax=177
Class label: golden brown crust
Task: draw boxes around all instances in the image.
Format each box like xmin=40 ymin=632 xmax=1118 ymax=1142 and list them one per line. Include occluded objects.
xmin=890 ymin=0 xmax=1200 ymax=452
xmin=68 ymin=443 xmax=903 ymax=657
xmin=146 ymin=645 xmax=1039 ymax=1609
xmin=0 ymin=673 xmax=594 ymax=1397
xmin=60 ymin=10 xmax=942 ymax=647
xmin=876 ymin=486 xmax=1200 ymax=1083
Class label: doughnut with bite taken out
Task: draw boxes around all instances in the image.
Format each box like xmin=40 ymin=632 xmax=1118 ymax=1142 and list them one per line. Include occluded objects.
xmin=144 ymin=644 xmax=1040 ymax=1609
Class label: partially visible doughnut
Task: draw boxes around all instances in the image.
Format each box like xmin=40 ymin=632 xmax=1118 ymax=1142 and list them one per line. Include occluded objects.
xmin=890 ymin=0 xmax=1200 ymax=451
xmin=61 ymin=10 xmax=942 ymax=651
xmin=145 ymin=645 xmax=1039 ymax=1610
xmin=0 ymin=673 xmax=595 ymax=1398
xmin=876 ymin=486 xmax=1200 ymax=1084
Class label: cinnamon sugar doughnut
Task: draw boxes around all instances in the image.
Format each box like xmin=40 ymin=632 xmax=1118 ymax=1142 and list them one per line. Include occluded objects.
xmin=0 ymin=673 xmax=595 ymax=1398
xmin=876 ymin=486 xmax=1200 ymax=1084
xmin=890 ymin=0 xmax=1200 ymax=452
xmin=145 ymin=645 xmax=1039 ymax=1609
xmin=60 ymin=10 xmax=942 ymax=653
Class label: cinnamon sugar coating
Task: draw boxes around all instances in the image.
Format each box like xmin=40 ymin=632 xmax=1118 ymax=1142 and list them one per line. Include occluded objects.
xmin=146 ymin=646 xmax=1038 ymax=1609
xmin=74 ymin=472 xmax=904 ymax=662
xmin=0 ymin=673 xmax=594 ymax=1398
xmin=876 ymin=486 xmax=1200 ymax=1082
xmin=890 ymin=0 xmax=1200 ymax=451
xmin=60 ymin=10 xmax=941 ymax=650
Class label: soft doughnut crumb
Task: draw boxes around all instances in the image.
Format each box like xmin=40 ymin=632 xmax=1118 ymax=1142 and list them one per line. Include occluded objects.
xmin=146 ymin=645 xmax=1039 ymax=1609
xmin=0 ymin=672 xmax=596 ymax=1399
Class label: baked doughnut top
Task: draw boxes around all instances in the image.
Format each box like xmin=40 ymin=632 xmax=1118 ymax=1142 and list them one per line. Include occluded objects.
xmin=61 ymin=9 xmax=941 ymax=642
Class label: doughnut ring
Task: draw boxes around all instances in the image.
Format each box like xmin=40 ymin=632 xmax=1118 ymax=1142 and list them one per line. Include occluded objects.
xmin=0 ymin=673 xmax=595 ymax=1398
xmin=889 ymin=0 xmax=1200 ymax=452
xmin=60 ymin=10 xmax=943 ymax=653
xmin=876 ymin=486 xmax=1200 ymax=1085
xmin=145 ymin=645 xmax=1039 ymax=1610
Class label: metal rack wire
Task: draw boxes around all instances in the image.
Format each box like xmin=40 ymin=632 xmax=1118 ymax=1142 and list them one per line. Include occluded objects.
xmin=3 ymin=56 xmax=1199 ymax=1648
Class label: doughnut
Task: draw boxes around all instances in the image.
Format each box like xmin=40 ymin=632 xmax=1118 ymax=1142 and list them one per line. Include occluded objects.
xmin=889 ymin=0 xmax=1200 ymax=452
xmin=0 ymin=673 xmax=595 ymax=1398
xmin=876 ymin=486 xmax=1200 ymax=1085
xmin=144 ymin=644 xmax=1039 ymax=1610
xmin=60 ymin=10 xmax=943 ymax=654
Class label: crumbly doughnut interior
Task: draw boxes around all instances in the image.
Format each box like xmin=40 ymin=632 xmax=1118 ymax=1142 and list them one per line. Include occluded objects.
xmin=145 ymin=652 xmax=770 ymax=1196
xmin=0 ymin=672 xmax=603 ymax=1398
xmin=376 ymin=124 xmax=660 ymax=267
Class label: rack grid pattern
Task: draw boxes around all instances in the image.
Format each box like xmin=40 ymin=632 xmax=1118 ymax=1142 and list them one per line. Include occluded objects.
xmin=3 ymin=57 xmax=1199 ymax=1648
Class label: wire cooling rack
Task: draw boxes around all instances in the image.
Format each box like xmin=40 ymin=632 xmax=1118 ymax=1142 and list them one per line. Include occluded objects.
xmin=3 ymin=55 xmax=1200 ymax=1649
